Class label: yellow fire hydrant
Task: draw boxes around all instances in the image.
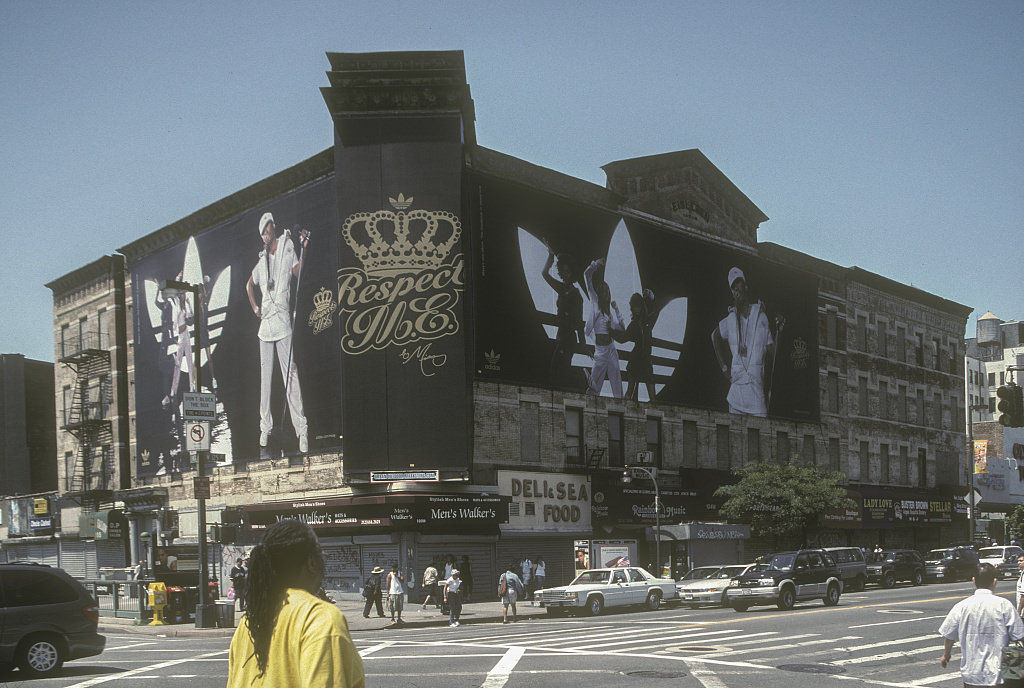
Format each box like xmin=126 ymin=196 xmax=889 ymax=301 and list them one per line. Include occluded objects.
xmin=147 ymin=582 xmax=167 ymax=626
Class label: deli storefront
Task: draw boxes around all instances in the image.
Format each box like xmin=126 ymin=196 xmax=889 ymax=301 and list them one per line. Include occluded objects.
xmin=243 ymin=493 xmax=507 ymax=598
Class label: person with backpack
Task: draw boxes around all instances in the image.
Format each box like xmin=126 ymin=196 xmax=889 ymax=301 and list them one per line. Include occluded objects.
xmin=498 ymin=562 xmax=525 ymax=624
xmin=361 ymin=566 xmax=384 ymax=619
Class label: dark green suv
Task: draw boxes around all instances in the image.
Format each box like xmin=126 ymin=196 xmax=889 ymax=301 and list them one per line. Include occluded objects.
xmin=866 ymin=549 xmax=925 ymax=588
xmin=0 ymin=563 xmax=106 ymax=677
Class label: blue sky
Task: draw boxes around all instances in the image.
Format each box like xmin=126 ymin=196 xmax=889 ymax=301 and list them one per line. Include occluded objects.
xmin=2 ymin=1 xmax=1021 ymax=362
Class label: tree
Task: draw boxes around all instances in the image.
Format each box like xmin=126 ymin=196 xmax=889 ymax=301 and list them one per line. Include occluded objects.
xmin=1005 ymin=504 xmax=1024 ymax=544
xmin=714 ymin=462 xmax=853 ymax=544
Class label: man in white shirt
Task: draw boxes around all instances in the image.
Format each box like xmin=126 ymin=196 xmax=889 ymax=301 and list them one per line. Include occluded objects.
xmin=939 ymin=563 xmax=1024 ymax=687
xmin=1016 ymin=555 xmax=1024 ymax=617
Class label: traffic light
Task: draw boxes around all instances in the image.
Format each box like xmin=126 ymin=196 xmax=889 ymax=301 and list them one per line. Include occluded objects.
xmin=997 ymin=384 xmax=1024 ymax=427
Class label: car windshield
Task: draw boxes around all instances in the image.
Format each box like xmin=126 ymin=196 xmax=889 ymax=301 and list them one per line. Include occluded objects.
xmin=979 ymin=548 xmax=1004 ymax=558
xmin=716 ymin=566 xmax=749 ymax=578
xmin=571 ymin=570 xmax=612 ymax=585
xmin=927 ymin=549 xmax=955 ymax=560
xmin=868 ymin=551 xmax=895 ymax=563
xmin=766 ymin=554 xmax=796 ymax=572
xmin=680 ymin=567 xmax=720 ymax=581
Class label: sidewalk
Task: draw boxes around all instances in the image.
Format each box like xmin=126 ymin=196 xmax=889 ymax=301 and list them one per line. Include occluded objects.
xmin=98 ymin=596 xmax=547 ymax=637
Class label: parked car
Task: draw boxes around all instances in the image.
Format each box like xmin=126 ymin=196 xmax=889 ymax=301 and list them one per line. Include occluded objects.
xmin=0 ymin=562 xmax=105 ymax=677
xmin=532 ymin=566 xmax=677 ymax=616
xmin=978 ymin=546 xmax=1024 ymax=580
xmin=924 ymin=546 xmax=980 ymax=582
xmin=866 ymin=549 xmax=925 ymax=587
xmin=824 ymin=547 xmax=868 ymax=592
xmin=725 ymin=549 xmax=842 ymax=612
xmin=676 ymin=563 xmax=761 ymax=607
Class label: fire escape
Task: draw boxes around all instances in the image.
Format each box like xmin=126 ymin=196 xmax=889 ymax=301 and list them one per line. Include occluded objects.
xmin=60 ymin=331 xmax=115 ymax=510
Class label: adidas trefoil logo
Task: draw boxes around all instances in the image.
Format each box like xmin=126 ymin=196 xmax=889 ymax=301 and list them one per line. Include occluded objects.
xmin=484 ymin=349 xmax=501 ymax=371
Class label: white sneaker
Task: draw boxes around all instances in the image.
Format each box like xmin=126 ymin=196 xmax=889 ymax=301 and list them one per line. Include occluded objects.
xmin=299 ymin=433 xmax=308 ymax=453
xmin=259 ymin=431 xmax=269 ymax=447
xmin=455 ymin=621 xmax=460 ymax=626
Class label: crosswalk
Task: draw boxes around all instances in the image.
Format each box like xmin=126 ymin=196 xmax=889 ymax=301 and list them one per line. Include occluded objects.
xmin=356 ymin=618 xmax=961 ymax=687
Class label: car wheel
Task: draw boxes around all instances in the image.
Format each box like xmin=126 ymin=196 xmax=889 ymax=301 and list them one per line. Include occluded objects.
xmin=645 ymin=591 xmax=662 ymax=611
xmin=732 ymin=603 xmax=749 ymax=612
xmin=777 ymin=586 xmax=795 ymax=610
xmin=586 ymin=595 xmax=604 ymax=616
xmin=823 ymin=583 xmax=840 ymax=607
xmin=882 ymin=572 xmax=896 ymax=589
xmin=17 ymin=634 xmax=64 ymax=677
xmin=912 ymin=570 xmax=923 ymax=586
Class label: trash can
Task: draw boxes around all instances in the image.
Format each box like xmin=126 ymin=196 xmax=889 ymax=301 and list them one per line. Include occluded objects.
xmin=166 ymin=586 xmax=186 ymax=624
xmin=215 ymin=599 xmax=235 ymax=628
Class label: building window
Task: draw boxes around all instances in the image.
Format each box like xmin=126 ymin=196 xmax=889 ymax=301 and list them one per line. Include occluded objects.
xmin=520 ymin=401 xmax=539 ymax=463
xmin=917 ymin=448 xmax=927 ymax=487
xmin=989 ymin=372 xmax=997 ymax=387
xmin=62 ymin=385 xmax=72 ymax=426
xmin=933 ymin=393 xmax=942 ymax=428
xmin=716 ymin=424 xmax=730 ymax=470
xmin=856 ymin=315 xmax=867 ymax=351
xmin=682 ymin=420 xmax=698 ymax=468
xmin=897 ymin=326 xmax=906 ymax=362
xmin=859 ymin=441 xmax=869 ymax=481
xmin=932 ymin=338 xmax=941 ymax=371
xmin=1001 ymin=371 xmax=1006 ymax=385
xmin=826 ymin=311 xmax=838 ymax=349
xmin=64 ymin=451 xmax=75 ymax=491
xmin=565 ymin=407 xmax=583 ymax=466
xmin=607 ymin=412 xmax=624 ymax=467
xmin=878 ymin=322 xmax=888 ymax=358
xmin=777 ymin=431 xmax=790 ymax=464
xmin=747 ymin=427 xmax=760 ymax=462
xmin=900 ymin=446 xmax=910 ymax=484
xmin=990 ymin=396 xmax=997 ymax=414
xmin=802 ymin=434 xmax=816 ymax=466
xmin=828 ymin=437 xmax=840 ymax=472
xmin=858 ymin=376 xmax=869 ymax=416
xmin=915 ymin=333 xmax=923 ymax=366
xmin=916 ymin=389 xmax=925 ymax=425
xmin=827 ymin=372 xmax=840 ymax=414
xmin=78 ymin=316 xmax=88 ymax=352
xmin=646 ymin=417 xmax=662 ymax=467
xmin=899 ymin=385 xmax=908 ymax=423
xmin=61 ymin=324 xmax=70 ymax=359
xmin=98 ymin=308 xmax=109 ymax=351
xmin=879 ymin=380 xmax=889 ymax=420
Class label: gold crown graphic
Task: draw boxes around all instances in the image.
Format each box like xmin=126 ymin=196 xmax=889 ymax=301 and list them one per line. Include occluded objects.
xmin=342 ymin=193 xmax=462 ymax=276
xmin=312 ymin=286 xmax=334 ymax=311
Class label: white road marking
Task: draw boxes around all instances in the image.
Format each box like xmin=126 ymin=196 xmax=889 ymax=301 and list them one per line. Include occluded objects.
xmin=63 ymin=648 xmax=227 ymax=687
xmin=358 ymin=640 xmax=395 ymax=656
xmin=687 ymin=664 xmax=730 ymax=688
xmin=849 ymin=615 xmax=945 ymax=629
xmin=479 ymin=646 xmax=526 ymax=688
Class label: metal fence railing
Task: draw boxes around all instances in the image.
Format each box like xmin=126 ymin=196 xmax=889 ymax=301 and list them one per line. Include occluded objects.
xmin=83 ymin=579 xmax=146 ymax=620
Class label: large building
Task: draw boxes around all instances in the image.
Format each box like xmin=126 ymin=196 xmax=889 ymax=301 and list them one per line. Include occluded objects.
xmin=1 ymin=51 xmax=972 ymax=591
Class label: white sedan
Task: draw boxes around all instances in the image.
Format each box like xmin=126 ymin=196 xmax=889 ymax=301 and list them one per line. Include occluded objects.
xmin=676 ymin=563 xmax=760 ymax=607
xmin=532 ymin=567 xmax=677 ymax=616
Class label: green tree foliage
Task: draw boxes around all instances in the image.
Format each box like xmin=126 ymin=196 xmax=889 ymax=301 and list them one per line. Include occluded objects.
xmin=1005 ymin=504 xmax=1024 ymax=543
xmin=714 ymin=462 xmax=852 ymax=542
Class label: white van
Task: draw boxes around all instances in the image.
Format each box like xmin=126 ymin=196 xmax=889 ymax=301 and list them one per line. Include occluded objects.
xmin=978 ymin=545 xmax=1024 ymax=579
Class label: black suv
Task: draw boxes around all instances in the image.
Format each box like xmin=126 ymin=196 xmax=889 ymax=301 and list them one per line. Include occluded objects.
xmin=725 ymin=549 xmax=843 ymax=611
xmin=0 ymin=562 xmax=105 ymax=677
xmin=866 ymin=549 xmax=925 ymax=587
xmin=924 ymin=546 xmax=980 ymax=583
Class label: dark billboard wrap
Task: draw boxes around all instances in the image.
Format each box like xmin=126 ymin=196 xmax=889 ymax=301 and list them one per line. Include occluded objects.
xmin=334 ymin=141 xmax=469 ymax=478
xmin=132 ymin=178 xmax=342 ymax=477
xmin=475 ymin=180 xmax=819 ymax=420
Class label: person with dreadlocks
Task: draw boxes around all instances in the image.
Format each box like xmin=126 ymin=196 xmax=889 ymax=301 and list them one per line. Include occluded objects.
xmin=226 ymin=519 xmax=364 ymax=688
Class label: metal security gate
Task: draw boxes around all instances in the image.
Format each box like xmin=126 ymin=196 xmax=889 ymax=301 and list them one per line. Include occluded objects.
xmin=496 ymin=536 xmax=578 ymax=589
xmin=414 ymin=541 xmax=494 ymax=604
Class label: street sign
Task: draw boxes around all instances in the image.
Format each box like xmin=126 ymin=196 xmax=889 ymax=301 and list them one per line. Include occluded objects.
xmin=370 ymin=470 xmax=440 ymax=483
xmin=636 ymin=451 xmax=654 ymax=464
xmin=193 ymin=476 xmax=211 ymax=500
xmin=185 ymin=421 xmax=210 ymax=451
xmin=182 ymin=392 xmax=217 ymax=420
xmin=629 ymin=466 xmax=658 ymax=480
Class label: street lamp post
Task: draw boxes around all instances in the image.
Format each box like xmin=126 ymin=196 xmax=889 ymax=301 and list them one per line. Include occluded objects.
xmin=160 ymin=279 xmax=215 ymax=628
xmin=622 ymin=465 xmax=661 ymax=577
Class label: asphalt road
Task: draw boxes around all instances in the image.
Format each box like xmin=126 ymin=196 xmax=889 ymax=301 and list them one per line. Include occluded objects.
xmin=3 ymin=578 xmax=1005 ymax=687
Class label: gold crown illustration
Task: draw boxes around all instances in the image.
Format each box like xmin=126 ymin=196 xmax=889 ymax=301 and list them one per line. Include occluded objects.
xmin=342 ymin=193 xmax=462 ymax=276
xmin=312 ymin=286 xmax=334 ymax=311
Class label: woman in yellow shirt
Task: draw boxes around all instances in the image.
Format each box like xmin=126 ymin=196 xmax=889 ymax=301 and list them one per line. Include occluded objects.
xmin=227 ymin=519 xmax=364 ymax=688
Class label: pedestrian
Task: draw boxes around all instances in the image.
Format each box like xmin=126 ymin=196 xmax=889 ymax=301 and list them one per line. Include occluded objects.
xmin=362 ymin=566 xmax=385 ymax=619
xmin=230 ymin=557 xmax=249 ymax=611
xmin=1017 ymin=555 xmax=1024 ymax=618
xmin=459 ymin=555 xmax=474 ymax=602
xmin=443 ymin=569 xmax=463 ymax=627
xmin=133 ymin=559 xmax=146 ymax=580
xmin=499 ymin=562 xmax=525 ymax=624
xmin=226 ymin=519 xmax=364 ymax=688
xmin=520 ymin=555 xmax=533 ymax=594
xmin=533 ymin=555 xmax=546 ymax=591
xmin=386 ymin=564 xmax=405 ymax=625
xmin=442 ymin=554 xmax=455 ymax=580
xmin=420 ymin=561 xmax=439 ymax=611
xmin=938 ymin=563 xmax=1024 ymax=687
